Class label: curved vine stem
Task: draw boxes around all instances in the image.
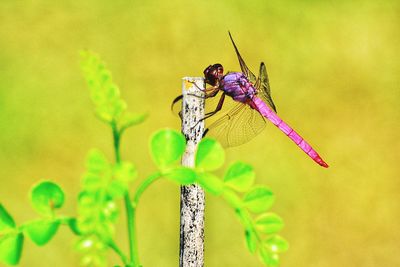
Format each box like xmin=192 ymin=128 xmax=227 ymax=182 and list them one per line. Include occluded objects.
xmin=132 ymin=172 xmax=162 ymax=208
xmin=222 ymin=190 xmax=262 ymax=243
xmin=128 ymin=172 xmax=162 ymax=267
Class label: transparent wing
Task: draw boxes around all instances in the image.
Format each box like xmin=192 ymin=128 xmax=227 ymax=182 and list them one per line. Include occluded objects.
xmin=205 ymin=101 xmax=266 ymax=147
xmin=228 ymin=32 xmax=257 ymax=84
xmin=256 ymin=62 xmax=277 ymax=112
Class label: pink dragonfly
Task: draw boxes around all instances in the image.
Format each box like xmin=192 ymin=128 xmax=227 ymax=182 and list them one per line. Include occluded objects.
xmin=174 ymin=33 xmax=328 ymax=168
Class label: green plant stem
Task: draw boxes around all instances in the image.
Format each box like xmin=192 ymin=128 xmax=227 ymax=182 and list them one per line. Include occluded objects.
xmin=106 ymin=238 xmax=130 ymax=266
xmin=112 ymin=121 xmax=121 ymax=163
xmin=132 ymin=172 xmax=161 ymax=207
xmin=222 ymin=190 xmax=262 ymax=242
xmin=125 ymin=193 xmax=138 ymax=267
xmin=124 ymin=171 xmax=161 ymax=266
xmin=128 ymin=172 xmax=162 ymax=267
xmin=111 ymin=122 xmax=139 ymax=266
xmin=111 ymin=123 xmax=162 ymax=267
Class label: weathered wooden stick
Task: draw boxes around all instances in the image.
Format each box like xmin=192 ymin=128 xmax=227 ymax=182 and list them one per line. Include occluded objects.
xmin=179 ymin=77 xmax=206 ymax=267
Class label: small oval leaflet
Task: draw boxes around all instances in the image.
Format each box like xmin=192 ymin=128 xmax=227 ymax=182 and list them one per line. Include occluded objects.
xmin=197 ymin=172 xmax=225 ymax=196
xmin=263 ymin=235 xmax=289 ymax=254
xmin=243 ymin=186 xmax=274 ymax=213
xmin=245 ymin=229 xmax=257 ymax=254
xmin=80 ymin=50 xmax=127 ymax=124
xmin=30 ymin=181 xmax=65 ymax=216
xmin=195 ymin=138 xmax=225 ymax=172
xmin=150 ymin=129 xmax=186 ymax=170
xmin=119 ymin=112 xmax=148 ymax=132
xmin=0 ymin=233 xmax=24 ymax=265
xmin=113 ymin=161 xmax=137 ymax=183
xmin=164 ymin=167 xmax=197 ymax=185
xmin=259 ymin=248 xmax=280 ymax=267
xmin=223 ymin=161 xmax=255 ymax=192
xmin=255 ymin=213 xmax=284 ymax=234
xmin=86 ymin=149 xmax=109 ymax=173
xmin=24 ymin=219 xmax=60 ymax=246
xmin=0 ymin=204 xmax=16 ymax=230
xmin=102 ymin=201 xmax=119 ymax=221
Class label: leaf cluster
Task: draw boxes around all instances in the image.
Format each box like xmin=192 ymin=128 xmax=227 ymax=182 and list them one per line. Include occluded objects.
xmin=0 ymin=181 xmax=70 ymax=265
xmin=0 ymin=51 xmax=288 ymax=267
xmin=80 ymin=50 xmax=147 ymax=133
xmin=149 ymin=129 xmax=288 ymax=266
xmin=76 ymin=151 xmax=137 ymax=266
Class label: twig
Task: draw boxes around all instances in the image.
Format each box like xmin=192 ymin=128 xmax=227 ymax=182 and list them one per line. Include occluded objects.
xmin=179 ymin=77 xmax=206 ymax=267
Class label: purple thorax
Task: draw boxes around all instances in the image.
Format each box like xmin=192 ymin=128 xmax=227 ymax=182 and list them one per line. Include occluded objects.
xmin=221 ymin=72 xmax=257 ymax=103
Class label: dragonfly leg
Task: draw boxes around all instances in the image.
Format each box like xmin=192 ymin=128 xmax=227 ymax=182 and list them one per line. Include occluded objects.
xmin=191 ymin=92 xmax=226 ymax=129
xmin=202 ymin=128 xmax=210 ymax=138
xmin=205 ymin=87 xmax=220 ymax=98
xmin=172 ymin=88 xmax=219 ymax=121
xmin=171 ymin=94 xmax=184 ymax=120
xmin=202 ymin=92 xmax=225 ymax=119
xmin=171 ymin=94 xmax=183 ymax=110
xmin=188 ymin=87 xmax=220 ymax=99
xmin=171 ymin=85 xmax=216 ymax=108
xmin=186 ymin=80 xmax=206 ymax=92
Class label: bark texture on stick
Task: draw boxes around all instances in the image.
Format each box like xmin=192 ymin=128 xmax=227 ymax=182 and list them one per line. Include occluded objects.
xmin=179 ymin=77 xmax=205 ymax=267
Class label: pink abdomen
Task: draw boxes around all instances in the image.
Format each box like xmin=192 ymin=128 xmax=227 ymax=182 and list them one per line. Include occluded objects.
xmin=252 ymin=96 xmax=328 ymax=168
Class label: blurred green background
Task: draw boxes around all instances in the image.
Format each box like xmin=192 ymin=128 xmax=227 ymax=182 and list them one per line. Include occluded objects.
xmin=0 ymin=0 xmax=399 ymax=266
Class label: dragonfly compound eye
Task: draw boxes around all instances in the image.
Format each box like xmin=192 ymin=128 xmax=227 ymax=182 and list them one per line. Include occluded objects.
xmin=215 ymin=64 xmax=224 ymax=78
xmin=204 ymin=64 xmax=223 ymax=86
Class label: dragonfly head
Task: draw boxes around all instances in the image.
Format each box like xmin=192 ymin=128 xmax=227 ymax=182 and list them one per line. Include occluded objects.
xmin=204 ymin=64 xmax=224 ymax=86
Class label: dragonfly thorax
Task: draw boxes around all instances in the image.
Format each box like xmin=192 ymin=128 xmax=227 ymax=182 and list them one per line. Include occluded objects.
xmin=221 ymin=72 xmax=257 ymax=103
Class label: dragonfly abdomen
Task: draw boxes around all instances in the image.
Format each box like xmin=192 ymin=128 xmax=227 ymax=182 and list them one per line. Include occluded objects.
xmin=253 ymin=96 xmax=328 ymax=168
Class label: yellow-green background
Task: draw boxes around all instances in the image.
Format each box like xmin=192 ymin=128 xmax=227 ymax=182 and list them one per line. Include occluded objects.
xmin=0 ymin=0 xmax=398 ymax=266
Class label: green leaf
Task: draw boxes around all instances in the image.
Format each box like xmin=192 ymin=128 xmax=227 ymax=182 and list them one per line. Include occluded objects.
xmin=82 ymin=173 xmax=103 ymax=192
xmin=76 ymin=235 xmax=108 ymax=266
xmin=24 ymin=219 xmax=60 ymax=246
xmin=224 ymin=161 xmax=255 ymax=192
xmin=150 ymin=129 xmax=186 ymax=169
xmin=76 ymin=236 xmax=96 ymax=251
xmin=80 ymin=50 xmax=127 ymax=124
xmin=107 ymin=180 xmax=127 ymax=198
xmin=30 ymin=181 xmax=65 ymax=216
xmin=243 ymin=186 xmax=274 ymax=214
xmin=101 ymin=201 xmax=119 ymax=222
xmin=80 ymin=251 xmax=106 ymax=267
xmin=113 ymin=161 xmax=137 ymax=183
xmin=195 ymin=138 xmax=225 ymax=171
xmin=245 ymin=229 xmax=257 ymax=254
xmin=0 ymin=204 xmax=16 ymax=231
xmin=223 ymin=189 xmax=243 ymax=209
xmin=77 ymin=191 xmax=96 ymax=210
xmin=86 ymin=150 xmax=109 ymax=173
xmin=255 ymin=213 xmax=284 ymax=234
xmin=82 ymin=150 xmax=112 ymax=196
xmin=0 ymin=233 xmax=24 ymax=265
xmin=197 ymin=172 xmax=224 ymax=195
xmin=259 ymin=247 xmax=280 ymax=267
xmin=164 ymin=167 xmax=196 ymax=185
xmin=119 ymin=112 xmax=148 ymax=131
xmin=67 ymin=218 xmax=81 ymax=235
xmin=263 ymin=235 xmax=289 ymax=253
